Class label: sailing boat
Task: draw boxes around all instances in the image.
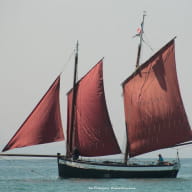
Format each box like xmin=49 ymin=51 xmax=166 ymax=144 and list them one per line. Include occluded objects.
xmin=56 ymin=38 xmax=192 ymax=178
xmin=1 ymin=15 xmax=192 ymax=178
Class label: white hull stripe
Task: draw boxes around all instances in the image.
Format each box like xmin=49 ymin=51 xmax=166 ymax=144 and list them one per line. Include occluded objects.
xmin=59 ymin=160 xmax=180 ymax=172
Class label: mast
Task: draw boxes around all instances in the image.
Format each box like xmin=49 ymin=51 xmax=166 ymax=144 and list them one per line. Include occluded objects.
xmin=124 ymin=123 xmax=129 ymax=164
xmin=67 ymin=41 xmax=79 ymax=157
xmin=124 ymin=12 xmax=146 ymax=164
xmin=135 ymin=12 xmax=146 ymax=68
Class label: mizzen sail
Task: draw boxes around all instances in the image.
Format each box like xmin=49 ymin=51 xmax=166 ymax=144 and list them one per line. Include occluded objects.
xmin=3 ymin=76 xmax=64 ymax=152
xmin=123 ymin=39 xmax=192 ymax=157
xmin=67 ymin=60 xmax=121 ymax=157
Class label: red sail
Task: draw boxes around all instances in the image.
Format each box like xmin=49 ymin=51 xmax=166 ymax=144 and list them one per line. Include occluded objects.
xmin=3 ymin=76 xmax=64 ymax=152
xmin=123 ymin=39 xmax=192 ymax=157
xmin=67 ymin=60 xmax=121 ymax=157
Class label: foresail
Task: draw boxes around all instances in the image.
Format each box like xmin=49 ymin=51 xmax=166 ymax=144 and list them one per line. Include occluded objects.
xmin=123 ymin=39 xmax=192 ymax=157
xmin=2 ymin=76 xmax=64 ymax=152
xmin=67 ymin=60 xmax=121 ymax=157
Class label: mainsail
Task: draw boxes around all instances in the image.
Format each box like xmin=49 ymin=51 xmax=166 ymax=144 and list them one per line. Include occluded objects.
xmin=67 ymin=60 xmax=121 ymax=157
xmin=3 ymin=76 xmax=64 ymax=152
xmin=123 ymin=39 xmax=192 ymax=157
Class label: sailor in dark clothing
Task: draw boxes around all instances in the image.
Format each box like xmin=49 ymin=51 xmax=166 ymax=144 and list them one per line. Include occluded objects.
xmin=72 ymin=147 xmax=80 ymax=160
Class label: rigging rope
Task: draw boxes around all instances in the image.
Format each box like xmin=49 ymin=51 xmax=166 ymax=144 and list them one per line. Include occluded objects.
xmin=0 ymin=156 xmax=54 ymax=178
xmin=60 ymin=48 xmax=76 ymax=75
xmin=142 ymin=38 xmax=154 ymax=52
xmin=142 ymin=33 xmax=154 ymax=52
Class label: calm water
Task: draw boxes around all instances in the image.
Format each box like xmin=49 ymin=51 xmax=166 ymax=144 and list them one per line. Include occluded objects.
xmin=0 ymin=158 xmax=192 ymax=192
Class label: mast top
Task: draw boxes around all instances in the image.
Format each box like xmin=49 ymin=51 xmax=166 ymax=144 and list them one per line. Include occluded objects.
xmin=135 ymin=11 xmax=146 ymax=68
xmin=76 ymin=41 xmax=79 ymax=54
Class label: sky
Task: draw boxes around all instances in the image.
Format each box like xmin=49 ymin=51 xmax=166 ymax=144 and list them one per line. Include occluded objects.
xmin=0 ymin=0 xmax=192 ymax=159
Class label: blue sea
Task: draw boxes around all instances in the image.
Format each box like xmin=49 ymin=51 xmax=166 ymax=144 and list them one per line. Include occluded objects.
xmin=0 ymin=158 xmax=192 ymax=192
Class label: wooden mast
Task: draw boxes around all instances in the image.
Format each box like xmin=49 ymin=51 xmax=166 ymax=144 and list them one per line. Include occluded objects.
xmin=124 ymin=123 xmax=129 ymax=164
xmin=124 ymin=12 xmax=146 ymax=164
xmin=135 ymin=12 xmax=146 ymax=68
xmin=67 ymin=41 xmax=79 ymax=157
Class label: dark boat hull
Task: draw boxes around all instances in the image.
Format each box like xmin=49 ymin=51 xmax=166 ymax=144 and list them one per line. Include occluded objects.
xmin=57 ymin=157 xmax=179 ymax=178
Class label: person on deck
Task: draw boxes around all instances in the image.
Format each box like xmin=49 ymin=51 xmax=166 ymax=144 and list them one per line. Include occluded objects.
xmin=158 ymin=154 xmax=164 ymax=165
xmin=72 ymin=147 xmax=80 ymax=160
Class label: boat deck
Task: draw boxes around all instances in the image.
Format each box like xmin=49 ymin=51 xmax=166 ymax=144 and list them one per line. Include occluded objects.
xmin=60 ymin=157 xmax=176 ymax=167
